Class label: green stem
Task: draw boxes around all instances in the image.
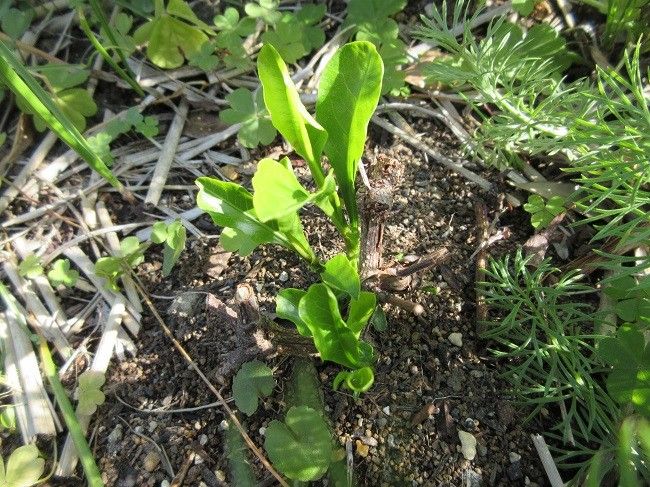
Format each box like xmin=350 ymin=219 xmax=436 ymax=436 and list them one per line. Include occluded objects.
xmin=77 ymin=8 xmax=145 ymax=97
xmin=38 ymin=338 xmax=104 ymax=487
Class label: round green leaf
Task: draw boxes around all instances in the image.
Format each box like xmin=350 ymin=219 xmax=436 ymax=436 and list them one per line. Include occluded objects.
xmin=264 ymin=406 xmax=332 ymax=481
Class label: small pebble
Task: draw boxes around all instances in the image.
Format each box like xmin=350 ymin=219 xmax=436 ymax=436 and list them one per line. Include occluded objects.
xmin=382 ymin=406 xmax=391 ymax=415
xmin=107 ymin=424 xmax=123 ymax=443
xmin=355 ymin=440 xmax=369 ymax=457
xmin=143 ymin=450 xmax=160 ymax=472
xmin=215 ymin=470 xmax=226 ymax=482
xmin=279 ymin=271 xmax=289 ymax=282
xmin=219 ymin=420 xmax=229 ymax=431
xmin=448 ymin=332 xmax=463 ymax=347
xmin=377 ymin=417 xmax=388 ymax=428
xmin=160 ymin=481 xmax=170 ymax=487
xmin=387 ymin=434 xmax=396 ymax=448
xmin=148 ymin=421 xmax=157 ymax=433
xmin=361 ymin=436 xmax=378 ymax=447
xmin=199 ymin=434 xmax=208 ymax=446
xmin=259 ymin=426 xmax=266 ymax=436
xmin=458 ymin=430 xmax=477 ymax=461
xmin=509 ymin=451 xmax=522 ymax=463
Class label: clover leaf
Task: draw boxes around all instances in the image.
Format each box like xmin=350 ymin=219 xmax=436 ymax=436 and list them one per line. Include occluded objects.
xmin=604 ymin=276 xmax=650 ymax=323
xmin=18 ymin=254 xmax=43 ymax=279
xmin=133 ymin=0 xmax=212 ymax=69
xmin=0 ymin=444 xmax=45 ymax=487
xmin=232 ymin=360 xmax=275 ymax=416
xmin=95 ymin=236 xmax=145 ymax=291
xmin=244 ymin=0 xmax=281 ymax=26
xmin=260 ymin=5 xmax=326 ymax=63
xmin=76 ymin=370 xmax=106 ymax=416
xmin=264 ymin=406 xmax=332 ymax=481
xmin=188 ymin=41 xmax=221 ymax=71
xmin=523 ymin=194 xmax=565 ymax=229
xmin=0 ymin=5 xmax=34 ymax=40
xmin=599 ymin=324 xmax=650 ymax=418
xmin=220 ymin=88 xmax=276 ymax=147
xmin=47 ymin=259 xmax=79 ymax=288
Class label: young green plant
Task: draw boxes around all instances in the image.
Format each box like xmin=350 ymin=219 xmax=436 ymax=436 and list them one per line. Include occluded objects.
xmin=197 ymin=41 xmax=383 ymax=393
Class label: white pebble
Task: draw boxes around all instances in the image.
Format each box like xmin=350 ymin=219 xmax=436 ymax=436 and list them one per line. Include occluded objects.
xmin=448 ymin=332 xmax=463 ymax=347
xmin=458 ymin=430 xmax=477 ymax=461
xmin=509 ymin=451 xmax=522 ymax=463
xmin=279 ymin=271 xmax=289 ymax=282
xmin=382 ymin=406 xmax=391 ymax=416
xmin=259 ymin=426 xmax=266 ymax=436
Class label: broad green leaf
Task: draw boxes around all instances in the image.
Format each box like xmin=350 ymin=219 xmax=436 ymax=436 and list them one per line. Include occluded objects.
xmin=76 ymin=371 xmax=105 ymax=416
xmin=285 ymin=359 xmax=324 ymax=413
xmin=0 ymin=444 xmax=45 ymax=487
xmin=18 ymin=254 xmax=43 ymax=279
xmin=252 ymin=158 xmax=335 ymax=222
xmin=232 ymin=360 xmax=275 ymax=416
xmin=225 ymin=419 xmax=257 ymax=487
xmin=315 ymin=41 xmax=383 ymax=216
xmin=162 ymin=220 xmax=186 ymax=276
xmin=298 ymin=283 xmax=366 ymax=368
xmin=512 ymin=0 xmax=537 ymax=15
xmin=347 ymin=291 xmax=377 ymax=334
xmin=321 ymin=254 xmax=360 ymax=299
xmin=119 ymin=236 xmax=145 ymax=267
xmin=264 ymin=406 xmax=332 ymax=481
xmin=94 ymin=257 xmax=124 ymax=291
xmin=219 ymin=88 xmax=276 ymax=147
xmin=196 ymin=177 xmax=314 ymax=261
xmin=258 ymin=44 xmax=328 ymax=170
xmin=0 ymin=406 xmax=15 ymax=430
xmin=599 ymin=324 xmax=650 ymax=417
xmin=150 ymin=221 xmax=169 ymax=244
xmin=47 ymin=259 xmax=79 ymax=288
xmin=166 ymin=0 xmax=212 ymax=30
xmin=276 ymin=288 xmax=309 ymax=336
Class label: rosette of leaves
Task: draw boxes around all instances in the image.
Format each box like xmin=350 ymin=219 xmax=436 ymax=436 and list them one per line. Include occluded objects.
xmin=197 ymin=42 xmax=383 ymax=392
xmin=133 ymin=0 xmax=213 ymax=69
xmin=15 ymin=64 xmax=97 ymax=132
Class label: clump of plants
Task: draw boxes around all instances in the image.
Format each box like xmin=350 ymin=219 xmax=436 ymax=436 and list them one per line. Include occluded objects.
xmin=415 ymin=0 xmax=650 ymax=484
xmin=197 ymin=40 xmax=383 ymax=394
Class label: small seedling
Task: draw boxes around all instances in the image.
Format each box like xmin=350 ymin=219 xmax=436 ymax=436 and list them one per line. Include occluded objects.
xmin=0 ymin=406 xmax=16 ymax=431
xmin=523 ymin=194 xmax=565 ymax=229
xmin=150 ymin=220 xmax=187 ymax=277
xmin=48 ymin=258 xmax=80 ymax=288
xmin=76 ymin=370 xmax=106 ymax=416
xmin=0 ymin=444 xmax=45 ymax=487
xmin=198 ymin=41 xmax=383 ymax=392
xmin=264 ymin=405 xmax=333 ymax=481
xmin=0 ymin=3 xmax=34 ymax=40
xmin=94 ymin=236 xmax=145 ymax=291
xmin=232 ymin=360 xmax=275 ymax=416
xmin=244 ymin=0 xmax=281 ymax=26
xmin=18 ymin=254 xmax=43 ymax=279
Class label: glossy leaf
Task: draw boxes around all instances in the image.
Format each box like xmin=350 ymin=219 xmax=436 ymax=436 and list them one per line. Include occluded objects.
xmin=299 ymin=283 xmax=367 ymax=368
xmin=264 ymin=406 xmax=332 ymax=481
xmin=232 ymin=360 xmax=275 ymax=416
xmin=276 ymin=288 xmax=309 ymax=336
xmin=347 ymin=291 xmax=377 ymax=334
xmin=315 ymin=41 xmax=383 ymax=217
xmin=321 ymin=253 xmax=360 ymax=299
xmin=196 ymin=177 xmax=314 ymax=262
xmin=252 ymin=158 xmax=335 ymax=222
xmin=258 ymin=44 xmax=328 ymax=172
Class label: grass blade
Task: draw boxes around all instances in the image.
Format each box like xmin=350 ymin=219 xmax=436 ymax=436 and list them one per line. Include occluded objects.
xmin=0 ymin=39 xmax=121 ymax=188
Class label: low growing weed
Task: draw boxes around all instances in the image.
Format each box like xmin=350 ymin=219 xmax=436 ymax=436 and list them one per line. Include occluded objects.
xmin=197 ymin=41 xmax=383 ymax=393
